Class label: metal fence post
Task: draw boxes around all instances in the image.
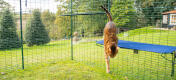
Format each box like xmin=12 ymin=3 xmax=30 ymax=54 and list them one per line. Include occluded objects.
xmin=171 ymin=51 xmax=176 ymax=77
xmin=70 ymin=0 xmax=73 ymax=60
xmin=108 ymin=0 xmax=111 ymax=12
xmin=20 ymin=0 xmax=24 ymax=69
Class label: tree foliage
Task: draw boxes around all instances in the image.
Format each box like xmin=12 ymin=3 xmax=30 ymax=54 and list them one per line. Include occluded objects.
xmin=54 ymin=0 xmax=176 ymax=36
xmin=135 ymin=0 xmax=175 ymax=25
xmin=41 ymin=10 xmax=56 ymax=40
xmin=0 ymin=9 xmax=21 ymax=49
xmin=0 ymin=0 xmax=10 ymax=9
xmin=110 ymin=0 xmax=175 ymax=27
xmin=74 ymin=0 xmax=107 ymax=36
xmin=0 ymin=0 xmax=11 ymax=18
xmin=55 ymin=0 xmax=108 ymax=38
xmin=54 ymin=7 xmax=71 ymax=39
xmin=25 ymin=9 xmax=50 ymax=46
xmin=42 ymin=10 xmax=55 ymax=29
xmin=111 ymin=0 xmax=137 ymax=28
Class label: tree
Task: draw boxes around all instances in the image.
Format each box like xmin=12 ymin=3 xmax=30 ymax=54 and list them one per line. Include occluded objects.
xmin=54 ymin=7 xmax=71 ymax=39
xmin=0 ymin=9 xmax=21 ymax=49
xmin=54 ymin=0 xmax=73 ymax=39
xmin=41 ymin=10 xmax=56 ymax=39
xmin=74 ymin=0 xmax=107 ymax=36
xmin=41 ymin=10 xmax=56 ymax=30
xmin=55 ymin=0 xmax=108 ymax=37
xmin=135 ymin=0 xmax=175 ymax=25
xmin=0 ymin=0 xmax=11 ymax=17
xmin=111 ymin=0 xmax=137 ymax=28
xmin=0 ymin=0 xmax=10 ymax=9
xmin=25 ymin=9 xmax=50 ymax=46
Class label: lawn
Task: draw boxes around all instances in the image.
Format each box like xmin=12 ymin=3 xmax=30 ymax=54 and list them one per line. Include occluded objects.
xmin=0 ymin=27 xmax=176 ymax=80
xmin=0 ymin=61 xmax=125 ymax=80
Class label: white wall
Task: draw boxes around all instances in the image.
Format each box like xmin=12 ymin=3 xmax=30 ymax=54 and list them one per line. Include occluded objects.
xmin=163 ymin=15 xmax=167 ymax=24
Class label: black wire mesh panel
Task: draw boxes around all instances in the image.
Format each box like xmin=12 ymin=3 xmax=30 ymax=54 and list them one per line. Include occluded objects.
xmin=66 ymin=0 xmax=176 ymax=80
xmin=0 ymin=0 xmax=176 ymax=80
xmin=0 ymin=0 xmax=23 ymax=73
xmin=110 ymin=0 xmax=176 ymax=80
xmin=0 ymin=0 xmax=71 ymax=73
xmin=116 ymin=1 xmax=176 ymax=79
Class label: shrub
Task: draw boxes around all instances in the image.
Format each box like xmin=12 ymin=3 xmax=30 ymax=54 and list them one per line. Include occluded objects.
xmin=0 ymin=9 xmax=21 ymax=49
xmin=25 ymin=9 xmax=50 ymax=46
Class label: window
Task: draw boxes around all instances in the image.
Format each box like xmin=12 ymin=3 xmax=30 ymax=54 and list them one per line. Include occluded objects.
xmin=163 ymin=15 xmax=167 ymax=24
xmin=170 ymin=14 xmax=176 ymax=25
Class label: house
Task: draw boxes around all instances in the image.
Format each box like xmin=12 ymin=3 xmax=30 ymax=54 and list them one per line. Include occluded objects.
xmin=162 ymin=10 xmax=176 ymax=28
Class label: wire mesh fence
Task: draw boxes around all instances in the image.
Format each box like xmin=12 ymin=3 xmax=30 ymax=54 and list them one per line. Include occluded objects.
xmin=0 ymin=0 xmax=176 ymax=80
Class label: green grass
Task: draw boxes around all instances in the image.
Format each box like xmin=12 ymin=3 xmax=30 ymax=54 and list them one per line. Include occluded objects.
xmin=0 ymin=27 xmax=176 ymax=80
xmin=0 ymin=40 xmax=71 ymax=72
xmin=118 ymin=26 xmax=168 ymax=37
xmin=0 ymin=61 xmax=125 ymax=80
xmin=119 ymin=27 xmax=176 ymax=46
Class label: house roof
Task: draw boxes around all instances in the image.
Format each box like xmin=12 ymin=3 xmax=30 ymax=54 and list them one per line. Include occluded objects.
xmin=162 ymin=10 xmax=176 ymax=15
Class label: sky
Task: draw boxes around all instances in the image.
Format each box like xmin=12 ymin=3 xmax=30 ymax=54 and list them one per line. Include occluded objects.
xmin=4 ymin=0 xmax=59 ymax=13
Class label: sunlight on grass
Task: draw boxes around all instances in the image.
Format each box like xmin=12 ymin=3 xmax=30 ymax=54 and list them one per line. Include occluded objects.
xmin=0 ymin=61 xmax=125 ymax=80
xmin=0 ymin=27 xmax=176 ymax=80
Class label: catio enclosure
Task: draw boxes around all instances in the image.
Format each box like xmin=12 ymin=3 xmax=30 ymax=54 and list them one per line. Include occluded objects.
xmin=0 ymin=0 xmax=176 ymax=80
